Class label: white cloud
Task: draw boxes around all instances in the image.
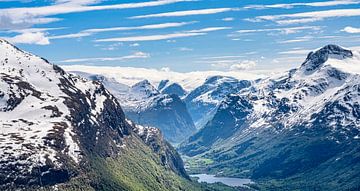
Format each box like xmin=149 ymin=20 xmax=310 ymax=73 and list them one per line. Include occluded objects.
xmin=244 ymin=0 xmax=360 ymax=10
xmin=99 ymin=42 xmax=123 ymax=51
xmin=47 ymin=22 xmax=197 ymax=41
xmin=58 ymin=51 xmax=150 ymax=63
xmin=49 ymin=32 xmax=92 ymax=39
xmin=277 ymin=36 xmax=313 ymax=44
xmin=201 ymin=55 xmax=246 ymax=60
xmin=0 ymin=0 xmax=195 ymax=29
xmin=178 ymin=47 xmax=193 ymax=51
xmin=5 ymin=27 xmax=65 ymax=33
xmin=129 ymin=8 xmax=238 ymax=19
xmin=197 ymin=58 xmax=257 ymax=71
xmin=248 ymin=9 xmax=360 ymax=25
xmin=222 ymin=17 xmax=234 ymax=21
xmin=129 ymin=43 xmax=140 ymax=47
xmin=95 ymin=32 xmax=206 ymax=42
xmin=278 ymin=49 xmax=313 ymax=55
xmin=160 ymin=67 xmax=171 ymax=72
xmin=229 ymin=60 xmax=257 ymax=71
xmin=342 ymin=26 xmax=360 ymax=33
xmin=84 ymin=21 xmax=196 ymax=33
xmin=275 ymin=18 xmax=324 ymax=25
xmin=61 ymin=65 xmax=269 ymax=91
xmin=271 ymin=56 xmax=305 ymax=64
xmin=4 ymin=32 xmax=50 ymax=45
xmin=236 ymin=26 xmax=321 ymax=35
xmin=187 ymin=27 xmax=232 ymax=33
xmin=53 ymin=0 xmax=100 ymax=5
xmin=92 ymin=26 xmax=230 ymax=43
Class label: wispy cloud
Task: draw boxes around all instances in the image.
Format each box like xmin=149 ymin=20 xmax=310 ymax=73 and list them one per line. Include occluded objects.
xmin=48 ymin=22 xmax=196 ymax=41
xmin=247 ymin=8 xmax=360 ymax=25
xmin=187 ymin=27 xmax=232 ymax=33
xmin=229 ymin=60 xmax=257 ymax=71
xmin=178 ymin=47 xmax=193 ymax=51
xmin=59 ymin=51 xmax=150 ymax=63
xmin=277 ymin=36 xmax=313 ymax=44
xmin=236 ymin=26 xmax=321 ymax=35
xmin=197 ymin=58 xmax=257 ymax=71
xmin=49 ymin=32 xmax=92 ymax=40
xmin=278 ymin=49 xmax=313 ymax=55
xmin=3 ymin=27 xmax=66 ymax=33
xmin=222 ymin=17 xmax=234 ymax=21
xmin=84 ymin=21 xmax=196 ymax=33
xmin=278 ymin=34 xmax=360 ymax=44
xmin=201 ymin=55 xmax=246 ymax=60
xmin=95 ymin=32 xmax=206 ymax=42
xmin=129 ymin=8 xmax=238 ymax=19
xmin=3 ymin=32 xmax=50 ymax=45
xmin=129 ymin=43 xmax=140 ymax=47
xmin=244 ymin=0 xmax=360 ymax=10
xmin=93 ymin=26 xmax=232 ymax=43
xmin=0 ymin=0 xmax=195 ymax=29
xmin=342 ymin=26 xmax=360 ymax=33
xmin=97 ymin=42 xmax=123 ymax=51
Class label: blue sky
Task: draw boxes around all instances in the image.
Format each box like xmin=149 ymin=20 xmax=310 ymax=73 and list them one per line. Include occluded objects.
xmin=0 ymin=0 xmax=359 ymax=72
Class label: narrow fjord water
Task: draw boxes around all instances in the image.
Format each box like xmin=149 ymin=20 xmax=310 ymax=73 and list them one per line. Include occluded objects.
xmin=190 ymin=174 xmax=253 ymax=187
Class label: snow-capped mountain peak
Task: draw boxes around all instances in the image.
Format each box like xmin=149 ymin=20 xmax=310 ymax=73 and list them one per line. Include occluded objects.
xmin=180 ymin=45 xmax=360 ymax=190
xmin=0 ymin=39 xmax=131 ymax=186
xmin=158 ymin=80 xmax=187 ymax=97
xmin=0 ymin=39 xmax=82 ymax=167
xmin=131 ymin=79 xmax=160 ymax=99
xmin=301 ymin=44 xmax=353 ymax=73
xmin=191 ymin=44 xmax=360 ymax=134
xmin=0 ymin=39 xmax=193 ymax=189
xmin=204 ymin=75 xmax=238 ymax=85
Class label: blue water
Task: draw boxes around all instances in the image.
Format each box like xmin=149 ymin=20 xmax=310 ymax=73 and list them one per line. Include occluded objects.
xmin=190 ymin=174 xmax=253 ymax=187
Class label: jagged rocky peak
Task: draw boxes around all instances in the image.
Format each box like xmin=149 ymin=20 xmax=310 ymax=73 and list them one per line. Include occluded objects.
xmin=158 ymin=79 xmax=170 ymax=90
xmin=131 ymin=79 xmax=159 ymax=98
xmin=158 ymin=80 xmax=187 ymax=97
xmin=88 ymin=74 xmax=106 ymax=82
xmin=301 ymin=44 xmax=353 ymax=72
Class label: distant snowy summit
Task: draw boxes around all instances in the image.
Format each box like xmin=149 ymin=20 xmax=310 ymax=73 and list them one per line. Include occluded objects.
xmin=183 ymin=75 xmax=251 ymax=128
xmin=73 ymin=72 xmax=196 ymax=144
xmin=158 ymin=79 xmax=187 ymax=97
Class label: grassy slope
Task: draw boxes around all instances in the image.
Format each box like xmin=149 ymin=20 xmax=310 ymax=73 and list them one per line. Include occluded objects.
xmin=30 ymin=135 xmax=242 ymax=191
xmin=41 ymin=135 xmax=245 ymax=191
xmin=90 ymin=137 xmax=198 ymax=191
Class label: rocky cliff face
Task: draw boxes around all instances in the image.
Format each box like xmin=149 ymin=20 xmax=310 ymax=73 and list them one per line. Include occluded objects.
xmin=158 ymin=80 xmax=187 ymax=97
xmin=0 ymin=39 xmax=193 ymax=191
xmin=184 ymin=76 xmax=251 ymax=128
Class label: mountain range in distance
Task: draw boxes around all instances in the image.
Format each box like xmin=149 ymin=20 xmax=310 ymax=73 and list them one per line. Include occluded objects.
xmin=1 ymin=37 xmax=360 ymax=190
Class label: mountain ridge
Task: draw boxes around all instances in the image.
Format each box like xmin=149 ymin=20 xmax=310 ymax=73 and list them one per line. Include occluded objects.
xmin=179 ymin=44 xmax=360 ymax=190
xmin=0 ymin=39 xmax=198 ymax=190
xmin=72 ymin=72 xmax=196 ymax=144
